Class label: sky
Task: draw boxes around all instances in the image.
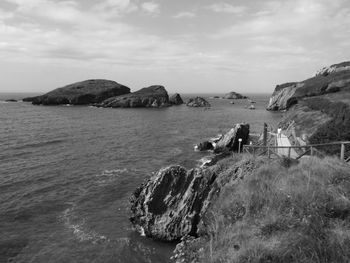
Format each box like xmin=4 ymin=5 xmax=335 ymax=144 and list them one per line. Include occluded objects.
xmin=0 ymin=0 xmax=350 ymax=94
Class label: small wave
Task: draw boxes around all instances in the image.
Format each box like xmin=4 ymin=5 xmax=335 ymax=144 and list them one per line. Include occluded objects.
xmin=61 ymin=206 xmax=110 ymax=244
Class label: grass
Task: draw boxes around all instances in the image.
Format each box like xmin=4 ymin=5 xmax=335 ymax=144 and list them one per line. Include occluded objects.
xmin=176 ymin=155 xmax=350 ymax=263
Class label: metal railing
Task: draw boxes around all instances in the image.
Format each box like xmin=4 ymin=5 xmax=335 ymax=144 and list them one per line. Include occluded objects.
xmin=243 ymin=141 xmax=350 ymax=161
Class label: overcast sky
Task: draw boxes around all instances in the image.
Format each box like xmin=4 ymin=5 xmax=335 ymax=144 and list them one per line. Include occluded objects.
xmin=0 ymin=0 xmax=350 ymax=94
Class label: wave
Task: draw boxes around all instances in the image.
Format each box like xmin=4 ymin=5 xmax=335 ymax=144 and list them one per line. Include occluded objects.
xmin=61 ymin=205 xmax=110 ymax=244
xmin=11 ymin=139 xmax=65 ymax=150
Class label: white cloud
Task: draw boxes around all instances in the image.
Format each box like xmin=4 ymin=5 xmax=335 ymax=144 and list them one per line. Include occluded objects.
xmin=141 ymin=1 xmax=159 ymax=14
xmin=205 ymin=3 xmax=246 ymax=15
xmin=173 ymin=11 xmax=196 ymax=19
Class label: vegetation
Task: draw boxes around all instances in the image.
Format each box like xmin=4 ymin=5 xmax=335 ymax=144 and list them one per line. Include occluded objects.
xmin=174 ymin=155 xmax=350 ymax=263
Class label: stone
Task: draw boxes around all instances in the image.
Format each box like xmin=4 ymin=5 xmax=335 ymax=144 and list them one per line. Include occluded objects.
xmin=222 ymin=92 xmax=247 ymax=99
xmin=169 ymin=93 xmax=183 ymax=105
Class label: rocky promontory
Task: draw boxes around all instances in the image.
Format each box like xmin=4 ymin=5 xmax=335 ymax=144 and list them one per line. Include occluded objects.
xmin=96 ymin=85 xmax=170 ymax=108
xmin=222 ymin=91 xmax=247 ymax=99
xmin=186 ymin=97 xmax=211 ymax=107
xmin=266 ymin=61 xmax=350 ymax=154
xmin=23 ymin=79 xmax=130 ymax=105
xmin=196 ymin=123 xmax=250 ymax=153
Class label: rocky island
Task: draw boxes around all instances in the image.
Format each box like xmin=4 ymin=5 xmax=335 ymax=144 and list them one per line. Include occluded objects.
xmin=23 ymin=79 xmax=130 ymax=105
xmin=95 ymin=85 xmax=171 ymax=108
xmin=222 ymin=91 xmax=247 ymax=99
xmin=186 ymin=97 xmax=211 ymax=107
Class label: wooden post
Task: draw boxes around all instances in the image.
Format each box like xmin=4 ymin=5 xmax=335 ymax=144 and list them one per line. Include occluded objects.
xmin=238 ymin=138 xmax=242 ymax=153
xmin=340 ymin=143 xmax=345 ymax=160
xmin=310 ymin=147 xmax=314 ymax=156
xmin=253 ymin=147 xmax=256 ymax=157
xmin=268 ymin=146 xmax=271 ymax=158
xmin=263 ymin=123 xmax=267 ymax=146
xmin=288 ymin=147 xmax=291 ymax=158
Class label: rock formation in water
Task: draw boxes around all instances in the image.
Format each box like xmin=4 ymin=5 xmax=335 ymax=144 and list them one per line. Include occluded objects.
xmin=222 ymin=91 xmax=247 ymax=99
xmin=196 ymin=123 xmax=250 ymax=153
xmin=169 ymin=93 xmax=183 ymax=105
xmin=266 ymin=61 xmax=350 ymax=155
xmin=96 ymin=85 xmax=170 ymax=108
xmin=130 ymin=157 xmax=259 ymax=242
xmin=186 ymin=97 xmax=211 ymax=107
xmin=5 ymin=99 xmax=18 ymax=102
xmin=23 ymin=79 xmax=130 ymax=105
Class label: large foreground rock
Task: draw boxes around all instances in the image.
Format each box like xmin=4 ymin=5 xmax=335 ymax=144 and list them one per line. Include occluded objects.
xmin=169 ymin=93 xmax=183 ymax=105
xmin=130 ymin=158 xmax=258 ymax=241
xmin=96 ymin=85 xmax=170 ymax=108
xmin=186 ymin=97 xmax=211 ymax=107
xmin=223 ymin=91 xmax=247 ymax=99
xmin=23 ymin=79 xmax=130 ymax=105
xmin=196 ymin=123 xmax=250 ymax=153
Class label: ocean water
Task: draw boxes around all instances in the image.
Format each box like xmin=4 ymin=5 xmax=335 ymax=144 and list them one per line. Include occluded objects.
xmin=0 ymin=93 xmax=281 ymax=263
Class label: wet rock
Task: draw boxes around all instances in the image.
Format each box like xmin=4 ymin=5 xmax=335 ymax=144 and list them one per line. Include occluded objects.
xmin=222 ymin=92 xmax=247 ymax=99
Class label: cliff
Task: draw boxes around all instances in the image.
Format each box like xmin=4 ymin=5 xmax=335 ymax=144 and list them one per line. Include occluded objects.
xmin=23 ymin=79 xmax=130 ymax=105
xmin=266 ymin=61 xmax=350 ymax=152
xmin=96 ymin=85 xmax=170 ymax=108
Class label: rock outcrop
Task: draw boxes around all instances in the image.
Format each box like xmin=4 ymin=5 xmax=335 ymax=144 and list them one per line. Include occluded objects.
xmin=266 ymin=61 xmax=350 ymax=111
xmin=130 ymin=157 xmax=259 ymax=242
xmin=223 ymin=91 xmax=247 ymax=99
xmin=169 ymin=93 xmax=183 ymax=105
xmin=23 ymin=79 xmax=130 ymax=105
xmin=5 ymin=99 xmax=18 ymax=102
xmin=267 ymin=61 xmax=350 ymax=155
xmin=96 ymin=85 xmax=170 ymax=108
xmin=186 ymin=97 xmax=211 ymax=107
xmin=196 ymin=123 xmax=250 ymax=153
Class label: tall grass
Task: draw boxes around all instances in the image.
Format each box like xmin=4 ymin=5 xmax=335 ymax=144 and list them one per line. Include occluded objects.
xmin=190 ymin=156 xmax=350 ymax=263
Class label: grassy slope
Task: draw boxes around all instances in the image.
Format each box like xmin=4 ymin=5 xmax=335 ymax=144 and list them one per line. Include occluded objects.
xmin=175 ymin=155 xmax=350 ymax=263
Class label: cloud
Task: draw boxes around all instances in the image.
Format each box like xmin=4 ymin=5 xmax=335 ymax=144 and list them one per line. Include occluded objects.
xmin=173 ymin=11 xmax=196 ymax=19
xmin=205 ymin=3 xmax=246 ymax=15
xmin=141 ymin=1 xmax=159 ymax=15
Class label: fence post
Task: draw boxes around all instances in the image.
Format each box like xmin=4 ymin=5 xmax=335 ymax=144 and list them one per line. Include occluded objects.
xmin=310 ymin=147 xmax=314 ymax=156
xmin=268 ymin=146 xmax=271 ymax=158
xmin=253 ymin=147 xmax=256 ymax=157
xmin=340 ymin=143 xmax=345 ymax=160
xmin=263 ymin=123 xmax=267 ymax=146
xmin=288 ymin=147 xmax=291 ymax=158
xmin=238 ymin=138 xmax=242 ymax=153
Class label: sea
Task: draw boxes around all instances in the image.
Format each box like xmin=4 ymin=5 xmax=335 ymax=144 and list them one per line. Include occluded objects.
xmin=0 ymin=93 xmax=281 ymax=263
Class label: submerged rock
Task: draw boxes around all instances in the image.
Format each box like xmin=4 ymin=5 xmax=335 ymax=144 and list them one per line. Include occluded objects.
xmin=196 ymin=123 xmax=250 ymax=153
xmin=5 ymin=99 xmax=18 ymax=102
xmin=23 ymin=79 xmax=130 ymax=105
xmin=96 ymin=85 xmax=170 ymax=108
xmin=186 ymin=97 xmax=211 ymax=107
xmin=169 ymin=93 xmax=183 ymax=105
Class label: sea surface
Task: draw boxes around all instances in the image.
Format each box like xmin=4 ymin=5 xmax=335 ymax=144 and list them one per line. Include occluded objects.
xmin=0 ymin=93 xmax=281 ymax=263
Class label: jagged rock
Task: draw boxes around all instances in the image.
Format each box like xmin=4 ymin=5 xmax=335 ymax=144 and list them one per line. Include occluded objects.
xmin=96 ymin=85 xmax=170 ymax=108
xmin=266 ymin=61 xmax=350 ymax=111
xmin=130 ymin=158 xmax=260 ymax=242
xmin=169 ymin=93 xmax=183 ymax=105
xmin=23 ymin=79 xmax=130 ymax=105
xmin=222 ymin=92 xmax=247 ymax=99
xmin=196 ymin=123 xmax=250 ymax=153
xmin=186 ymin=97 xmax=211 ymax=107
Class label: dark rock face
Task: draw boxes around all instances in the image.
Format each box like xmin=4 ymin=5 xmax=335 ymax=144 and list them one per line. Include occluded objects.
xmin=23 ymin=79 xmax=130 ymax=105
xmin=130 ymin=158 xmax=259 ymax=242
xmin=196 ymin=123 xmax=250 ymax=153
xmin=186 ymin=97 xmax=211 ymax=107
xmin=267 ymin=61 xmax=350 ymax=111
xmin=169 ymin=93 xmax=183 ymax=105
xmin=96 ymin=85 xmax=170 ymax=108
xmin=223 ymin=92 xmax=247 ymax=99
